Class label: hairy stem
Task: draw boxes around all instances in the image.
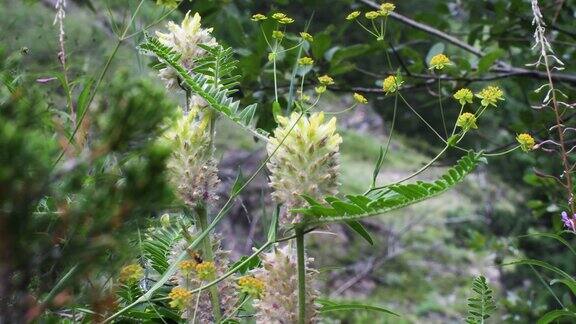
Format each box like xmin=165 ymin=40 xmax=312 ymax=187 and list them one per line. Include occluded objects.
xmin=296 ymin=226 xmax=306 ymax=324
xmin=194 ymin=205 xmax=222 ymax=322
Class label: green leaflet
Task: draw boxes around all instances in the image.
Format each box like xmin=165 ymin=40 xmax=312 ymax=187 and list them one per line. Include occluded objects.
xmin=294 ymin=151 xmax=485 ymax=224
xmin=465 ymin=275 xmax=496 ymax=324
xmin=138 ymin=37 xmax=268 ymax=141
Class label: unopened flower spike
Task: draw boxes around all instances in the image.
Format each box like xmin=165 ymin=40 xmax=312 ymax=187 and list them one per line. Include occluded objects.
xmin=476 ymin=85 xmax=505 ymax=107
xmin=516 ymin=133 xmax=535 ymax=152
xmin=267 ymin=112 xmax=342 ymax=225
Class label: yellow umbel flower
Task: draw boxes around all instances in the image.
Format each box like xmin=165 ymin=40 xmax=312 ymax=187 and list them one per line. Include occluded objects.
xmin=251 ymin=14 xmax=267 ymax=21
xmin=169 ymin=287 xmax=193 ymax=310
xmin=272 ymin=13 xmax=294 ymax=24
xmin=429 ymin=53 xmax=451 ymax=70
xmin=238 ymin=276 xmax=265 ymax=298
xmin=365 ymin=11 xmax=380 ymax=19
xmin=456 ymin=112 xmax=478 ymax=130
xmin=195 ymin=261 xmax=216 ymax=281
xmin=119 ymin=264 xmax=143 ymax=284
xmin=267 ymin=112 xmax=342 ymax=225
xmin=272 ymin=30 xmax=284 ymax=40
xmin=179 ymin=260 xmax=197 ymax=274
xmin=382 ymin=75 xmax=402 ymax=94
xmin=315 ymin=86 xmax=327 ymax=94
xmin=476 ymin=85 xmax=504 ymax=107
xmin=453 ymin=88 xmax=474 ymax=106
xmin=516 ymin=133 xmax=535 ymax=152
xmin=156 ymin=0 xmax=180 ymax=9
xmin=346 ymin=11 xmax=361 ymax=20
xmin=318 ymin=75 xmax=334 ymax=85
xmin=353 ymin=92 xmax=368 ymax=104
xmin=298 ymin=57 xmax=314 ymax=66
xmin=380 ymin=3 xmax=396 ymax=16
xmin=300 ymin=32 xmax=314 ymax=42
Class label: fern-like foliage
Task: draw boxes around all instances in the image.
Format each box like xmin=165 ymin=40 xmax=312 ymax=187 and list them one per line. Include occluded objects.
xmin=138 ymin=37 xmax=267 ymax=141
xmin=142 ymin=226 xmax=181 ymax=274
xmin=194 ymin=44 xmax=241 ymax=94
xmin=466 ymin=275 xmax=496 ymax=324
xmin=294 ymin=151 xmax=484 ymax=224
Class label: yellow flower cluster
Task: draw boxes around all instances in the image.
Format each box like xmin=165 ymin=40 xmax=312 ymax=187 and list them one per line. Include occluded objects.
xmin=318 ymin=75 xmax=334 ymax=85
xmin=453 ymin=88 xmax=474 ymax=106
xmin=300 ymin=32 xmax=314 ymax=42
xmin=119 ymin=264 xmax=143 ymax=284
xmin=251 ymin=14 xmax=267 ymax=21
xmin=238 ymin=276 xmax=265 ymax=298
xmin=380 ymin=3 xmax=396 ymax=16
xmin=179 ymin=260 xmax=196 ymax=274
xmin=516 ymin=133 xmax=535 ymax=152
xmin=476 ymin=85 xmax=504 ymax=107
xmin=353 ymin=92 xmax=368 ymax=104
xmin=298 ymin=57 xmax=314 ymax=66
xmin=456 ymin=112 xmax=478 ymax=130
xmin=195 ymin=261 xmax=216 ymax=281
xmin=156 ymin=0 xmax=180 ymax=9
xmin=272 ymin=30 xmax=284 ymax=40
xmin=272 ymin=12 xmax=294 ymax=24
xmin=382 ymin=75 xmax=402 ymax=94
xmin=346 ymin=11 xmax=361 ymax=20
xmin=429 ymin=53 xmax=451 ymax=70
xmin=169 ymin=287 xmax=193 ymax=310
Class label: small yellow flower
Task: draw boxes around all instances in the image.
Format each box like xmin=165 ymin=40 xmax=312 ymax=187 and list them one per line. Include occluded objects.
xmin=429 ymin=53 xmax=451 ymax=70
xmin=382 ymin=75 xmax=402 ymax=94
xmin=353 ymin=92 xmax=368 ymax=104
xmin=272 ymin=13 xmax=287 ymax=20
xmin=156 ymin=0 xmax=180 ymax=9
xmin=315 ymin=85 xmax=327 ymax=94
xmin=298 ymin=57 xmax=314 ymax=66
xmin=251 ymin=14 xmax=267 ymax=21
xmin=379 ymin=3 xmax=396 ymax=16
xmin=238 ymin=276 xmax=265 ymax=298
xmin=300 ymin=32 xmax=314 ymax=42
xmin=279 ymin=17 xmax=295 ymax=24
xmin=169 ymin=287 xmax=192 ymax=310
xmin=516 ymin=133 xmax=535 ymax=152
xmin=456 ymin=112 xmax=478 ymax=130
xmin=195 ymin=261 xmax=216 ymax=281
xmin=365 ymin=11 xmax=380 ymax=19
xmin=119 ymin=264 xmax=143 ymax=284
xmin=318 ymin=75 xmax=334 ymax=86
xmin=272 ymin=30 xmax=284 ymax=40
xmin=346 ymin=11 xmax=361 ymax=20
xmin=179 ymin=260 xmax=196 ymax=274
xmin=453 ymin=88 xmax=474 ymax=106
xmin=476 ymin=85 xmax=504 ymax=107
xmin=272 ymin=13 xmax=293 ymax=24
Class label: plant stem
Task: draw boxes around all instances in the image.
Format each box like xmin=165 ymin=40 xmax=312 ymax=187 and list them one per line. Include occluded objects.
xmin=296 ymin=226 xmax=306 ymax=324
xmin=194 ymin=205 xmax=222 ymax=322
